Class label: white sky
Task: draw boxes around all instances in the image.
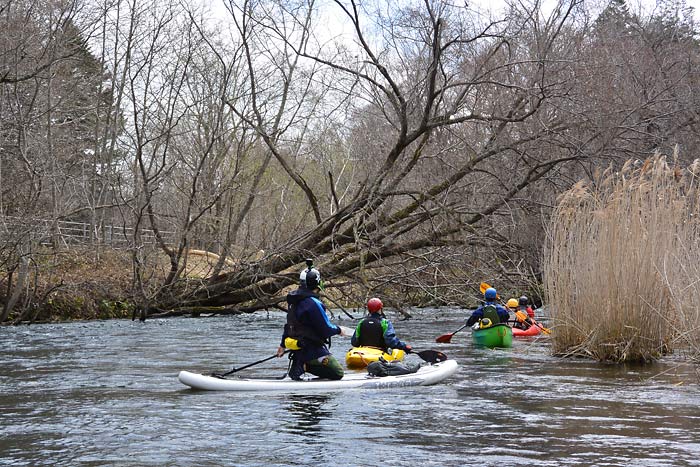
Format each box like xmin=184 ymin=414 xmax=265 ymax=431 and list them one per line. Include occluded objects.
xmin=202 ymin=0 xmax=700 ymax=33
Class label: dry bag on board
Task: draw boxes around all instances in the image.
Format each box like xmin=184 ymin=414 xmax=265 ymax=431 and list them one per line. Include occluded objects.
xmin=367 ymin=358 xmax=420 ymax=377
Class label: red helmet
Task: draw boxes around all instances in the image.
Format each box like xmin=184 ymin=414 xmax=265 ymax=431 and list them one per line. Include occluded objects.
xmin=367 ymin=298 xmax=383 ymax=313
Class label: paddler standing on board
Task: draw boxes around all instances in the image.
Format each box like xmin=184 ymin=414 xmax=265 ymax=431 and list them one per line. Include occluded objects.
xmin=277 ymin=260 xmax=346 ymax=381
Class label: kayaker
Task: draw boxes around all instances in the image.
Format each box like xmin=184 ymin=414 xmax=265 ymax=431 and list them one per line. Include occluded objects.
xmin=506 ymin=298 xmax=526 ymax=329
xmin=350 ymin=298 xmax=412 ymax=353
xmin=466 ymin=287 xmax=509 ymax=326
xmin=519 ymin=295 xmax=535 ymax=318
xmin=507 ymin=295 xmax=538 ymax=329
xmin=277 ymin=262 xmax=345 ymax=381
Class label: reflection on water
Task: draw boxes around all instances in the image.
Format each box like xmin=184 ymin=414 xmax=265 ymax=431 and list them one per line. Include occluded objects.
xmin=282 ymin=394 xmax=332 ymax=436
xmin=1 ymin=311 xmax=699 ymax=467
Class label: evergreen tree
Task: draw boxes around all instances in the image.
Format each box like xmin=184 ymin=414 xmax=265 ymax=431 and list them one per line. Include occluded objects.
xmin=0 ymin=6 xmax=119 ymax=225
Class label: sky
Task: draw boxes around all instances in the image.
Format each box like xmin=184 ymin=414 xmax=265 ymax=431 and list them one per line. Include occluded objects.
xmin=206 ymin=0 xmax=700 ymax=25
xmin=202 ymin=0 xmax=700 ymax=38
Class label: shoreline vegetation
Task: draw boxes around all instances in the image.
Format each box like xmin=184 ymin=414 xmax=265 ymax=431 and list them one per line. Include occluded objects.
xmin=0 ymin=246 xmax=478 ymax=324
xmin=545 ymin=154 xmax=700 ymax=364
xmin=3 ymin=1 xmax=700 ymax=373
xmin=2 ymin=157 xmax=699 ymax=369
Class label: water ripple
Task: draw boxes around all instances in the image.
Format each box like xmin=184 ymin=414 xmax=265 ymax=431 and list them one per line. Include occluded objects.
xmin=1 ymin=311 xmax=699 ymax=466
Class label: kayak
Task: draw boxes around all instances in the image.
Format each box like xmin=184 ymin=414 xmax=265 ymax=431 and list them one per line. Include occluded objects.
xmin=471 ymin=323 xmax=513 ymax=348
xmin=511 ymin=322 xmax=541 ymax=337
xmin=345 ymin=346 xmax=406 ymax=369
xmin=178 ymin=359 xmax=458 ymax=392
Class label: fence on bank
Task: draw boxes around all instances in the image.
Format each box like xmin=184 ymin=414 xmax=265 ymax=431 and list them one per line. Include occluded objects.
xmin=0 ymin=216 xmax=175 ymax=248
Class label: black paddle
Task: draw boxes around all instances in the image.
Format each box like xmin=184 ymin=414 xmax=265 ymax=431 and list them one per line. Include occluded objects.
xmin=410 ymin=349 xmax=448 ymax=364
xmin=211 ymin=350 xmax=289 ymax=379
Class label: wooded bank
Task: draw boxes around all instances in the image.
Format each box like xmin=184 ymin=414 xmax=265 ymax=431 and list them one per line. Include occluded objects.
xmin=2 ymin=0 xmax=699 ymax=344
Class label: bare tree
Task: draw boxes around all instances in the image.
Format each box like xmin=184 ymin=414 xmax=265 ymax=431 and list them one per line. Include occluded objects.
xmin=144 ymin=0 xmax=588 ymax=313
xmin=5 ymin=0 xmax=699 ymax=323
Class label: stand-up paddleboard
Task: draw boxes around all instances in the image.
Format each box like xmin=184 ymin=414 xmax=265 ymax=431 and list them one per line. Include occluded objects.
xmin=178 ymin=359 xmax=458 ymax=392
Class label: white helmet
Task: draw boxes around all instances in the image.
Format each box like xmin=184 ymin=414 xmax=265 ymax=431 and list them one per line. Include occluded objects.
xmin=300 ymin=267 xmax=322 ymax=289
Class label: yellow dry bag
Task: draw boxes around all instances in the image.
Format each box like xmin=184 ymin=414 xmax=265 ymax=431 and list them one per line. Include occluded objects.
xmin=284 ymin=337 xmax=301 ymax=350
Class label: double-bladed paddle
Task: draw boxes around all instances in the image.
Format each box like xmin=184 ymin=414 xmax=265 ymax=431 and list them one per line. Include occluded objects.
xmin=513 ymin=310 xmax=552 ymax=335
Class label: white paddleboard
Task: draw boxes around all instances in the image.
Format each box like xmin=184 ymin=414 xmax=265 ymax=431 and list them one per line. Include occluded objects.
xmin=178 ymin=359 xmax=458 ymax=392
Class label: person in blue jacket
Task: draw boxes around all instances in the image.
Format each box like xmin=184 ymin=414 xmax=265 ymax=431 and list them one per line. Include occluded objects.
xmin=277 ymin=262 xmax=345 ymax=380
xmin=466 ymin=287 xmax=509 ymax=326
xmin=351 ymin=298 xmax=412 ymax=353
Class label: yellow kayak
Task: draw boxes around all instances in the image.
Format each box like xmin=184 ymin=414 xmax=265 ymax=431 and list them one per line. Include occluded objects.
xmin=345 ymin=346 xmax=406 ymax=369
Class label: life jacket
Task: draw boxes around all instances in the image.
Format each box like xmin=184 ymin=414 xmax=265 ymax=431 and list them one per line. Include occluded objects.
xmin=481 ymin=305 xmax=501 ymax=325
xmin=284 ymin=293 xmax=328 ymax=347
xmin=355 ymin=316 xmax=389 ymax=350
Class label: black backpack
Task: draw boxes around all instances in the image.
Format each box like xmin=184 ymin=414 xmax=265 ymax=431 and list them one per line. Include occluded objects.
xmin=367 ymin=358 xmax=420 ymax=377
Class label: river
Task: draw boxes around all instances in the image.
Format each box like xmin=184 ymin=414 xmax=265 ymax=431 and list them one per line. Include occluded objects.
xmin=1 ymin=308 xmax=699 ymax=466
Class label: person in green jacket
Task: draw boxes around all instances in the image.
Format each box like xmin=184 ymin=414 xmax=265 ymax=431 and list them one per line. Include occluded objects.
xmin=351 ymin=298 xmax=412 ymax=353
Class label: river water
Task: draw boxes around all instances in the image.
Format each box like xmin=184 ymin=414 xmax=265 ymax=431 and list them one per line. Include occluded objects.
xmin=1 ymin=308 xmax=699 ymax=466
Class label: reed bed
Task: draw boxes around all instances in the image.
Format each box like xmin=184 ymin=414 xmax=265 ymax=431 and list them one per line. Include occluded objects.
xmin=544 ymin=154 xmax=700 ymax=362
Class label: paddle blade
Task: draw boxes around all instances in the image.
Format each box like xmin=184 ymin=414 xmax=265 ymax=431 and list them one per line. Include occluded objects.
xmin=435 ymin=333 xmax=454 ymax=343
xmin=436 ymin=322 xmax=469 ymax=343
xmin=416 ymin=350 xmax=448 ymax=363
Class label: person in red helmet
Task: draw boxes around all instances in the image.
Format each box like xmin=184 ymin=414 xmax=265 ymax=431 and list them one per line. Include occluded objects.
xmin=350 ymin=298 xmax=412 ymax=353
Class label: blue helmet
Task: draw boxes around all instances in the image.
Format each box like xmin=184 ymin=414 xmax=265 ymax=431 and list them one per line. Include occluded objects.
xmin=484 ymin=287 xmax=497 ymax=300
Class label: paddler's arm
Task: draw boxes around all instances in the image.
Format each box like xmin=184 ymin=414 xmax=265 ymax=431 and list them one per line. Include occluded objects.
xmin=309 ymin=297 xmax=344 ymax=339
xmin=466 ymin=306 xmax=482 ymax=326
xmin=383 ymin=321 xmax=410 ymax=351
xmin=276 ymin=334 xmax=287 ymax=357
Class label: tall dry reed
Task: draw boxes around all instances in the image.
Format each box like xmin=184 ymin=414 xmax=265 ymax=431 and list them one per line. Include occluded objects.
xmin=544 ymin=153 xmax=700 ymax=362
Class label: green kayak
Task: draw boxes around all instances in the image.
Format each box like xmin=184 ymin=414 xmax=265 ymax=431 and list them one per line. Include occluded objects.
xmin=471 ymin=323 xmax=513 ymax=348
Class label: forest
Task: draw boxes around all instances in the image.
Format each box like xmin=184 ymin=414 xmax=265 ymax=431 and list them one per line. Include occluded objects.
xmin=1 ymin=0 xmax=699 ymax=333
